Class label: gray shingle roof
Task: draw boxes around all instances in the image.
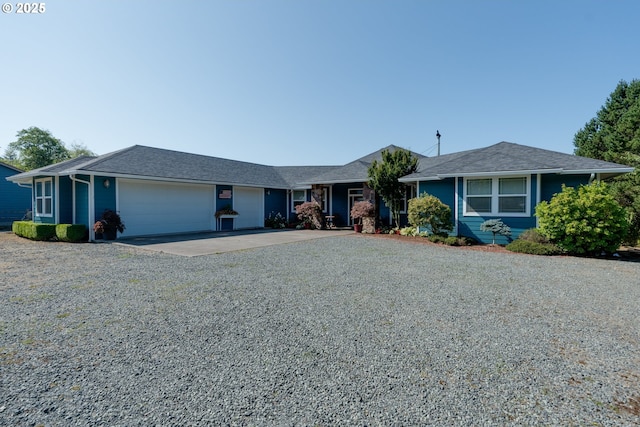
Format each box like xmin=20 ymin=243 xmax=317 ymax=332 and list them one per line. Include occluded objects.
xmin=84 ymin=146 xmax=298 ymax=188
xmin=6 ymin=156 xmax=98 ymax=182
xmin=275 ymin=166 xmax=341 ymax=188
xmin=9 ymin=141 xmax=631 ymax=188
xmin=400 ymin=141 xmax=633 ymax=181
xmin=7 ymin=146 xmax=340 ymax=189
xmin=299 ymin=145 xmax=428 ymax=184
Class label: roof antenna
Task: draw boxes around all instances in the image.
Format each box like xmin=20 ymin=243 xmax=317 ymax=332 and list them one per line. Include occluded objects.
xmin=436 ymin=130 xmax=441 ymax=156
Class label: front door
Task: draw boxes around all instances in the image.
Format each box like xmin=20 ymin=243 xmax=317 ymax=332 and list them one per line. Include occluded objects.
xmin=348 ymin=188 xmax=364 ymax=226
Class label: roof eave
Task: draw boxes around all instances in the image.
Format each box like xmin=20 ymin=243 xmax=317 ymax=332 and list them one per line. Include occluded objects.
xmin=560 ymin=167 xmax=635 ymax=175
xmin=80 ymin=171 xmax=291 ymax=189
xmin=399 ymin=175 xmax=440 ymax=182
xmin=298 ymin=178 xmax=367 ymax=185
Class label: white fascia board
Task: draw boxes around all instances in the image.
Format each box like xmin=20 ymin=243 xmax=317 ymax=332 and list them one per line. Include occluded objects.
xmin=298 ymin=178 xmax=365 ymax=185
xmin=6 ymin=175 xmax=33 ymax=184
xmin=399 ymin=176 xmax=441 ymax=182
xmin=560 ymin=167 xmax=635 ymax=175
xmin=69 ymin=171 xmax=291 ymax=190
xmin=436 ymin=168 xmax=564 ymax=178
xmin=6 ymin=170 xmax=63 ymax=181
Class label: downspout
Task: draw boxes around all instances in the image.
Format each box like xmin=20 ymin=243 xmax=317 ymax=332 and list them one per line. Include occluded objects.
xmin=70 ymin=174 xmax=94 ymax=241
xmin=536 ymin=174 xmax=541 ymax=229
xmin=17 ymin=182 xmax=33 ymax=217
xmin=454 ymin=177 xmax=459 ymax=237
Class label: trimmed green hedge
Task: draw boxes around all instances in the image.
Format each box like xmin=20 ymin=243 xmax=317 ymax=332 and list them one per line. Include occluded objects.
xmin=505 ymin=239 xmax=563 ymax=256
xmin=56 ymin=224 xmax=88 ymax=242
xmin=12 ymin=221 xmax=87 ymax=242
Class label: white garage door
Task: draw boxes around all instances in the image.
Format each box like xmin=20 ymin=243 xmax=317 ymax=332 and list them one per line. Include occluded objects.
xmin=233 ymin=186 xmax=264 ymax=229
xmin=118 ymin=179 xmax=215 ymax=237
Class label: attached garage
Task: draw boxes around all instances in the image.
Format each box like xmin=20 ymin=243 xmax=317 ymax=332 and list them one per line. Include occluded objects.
xmin=118 ymin=179 xmax=215 ymax=236
xmin=233 ymin=186 xmax=264 ymax=229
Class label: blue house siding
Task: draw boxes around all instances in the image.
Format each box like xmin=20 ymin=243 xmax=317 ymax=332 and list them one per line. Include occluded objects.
xmin=330 ymin=183 xmax=352 ymax=227
xmin=0 ymin=164 xmax=31 ymax=224
xmin=417 ymin=175 xmax=546 ymax=244
xmin=264 ymin=188 xmax=288 ymax=222
xmin=74 ymin=175 xmax=91 ymax=229
xmin=94 ymin=175 xmax=117 ymax=221
xmin=458 ymin=216 xmax=535 ymax=245
xmin=418 ymin=178 xmax=456 ymax=227
xmin=540 ymin=174 xmax=591 ymax=202
xmin=216 ymin=185 xmax=234 ymax=230
xmin=216 ymin=185 xmax=233 ymax=210
xmin=456 ymin=174 xmax=546 ymax=244
xmin=330 ymin=182 xmax=379 ymax=227
xmin=58 ymin=176 xmax=73 ymax=224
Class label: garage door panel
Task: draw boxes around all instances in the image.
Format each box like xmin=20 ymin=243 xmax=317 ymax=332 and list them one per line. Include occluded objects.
xmin=118 ymin=179 xmax=214 ymax=236
xmin=234 ymin=187 xmax=263 ymax=229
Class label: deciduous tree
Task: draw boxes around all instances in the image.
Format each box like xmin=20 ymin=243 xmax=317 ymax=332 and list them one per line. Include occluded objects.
xmin=4 ymin=127 xmax=70 ymax=170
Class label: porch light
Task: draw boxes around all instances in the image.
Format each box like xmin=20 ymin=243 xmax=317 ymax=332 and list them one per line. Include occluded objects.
xmin=103 ymin=179 xmax=110 ymax=189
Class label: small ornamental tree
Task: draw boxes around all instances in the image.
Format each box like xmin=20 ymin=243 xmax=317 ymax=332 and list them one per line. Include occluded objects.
xmin=295 ymin=201 xmax=323 ymax=229
xmin=350 ymin=200 xmax=374 ymax=225
xmin=480 ymin=219 xmax=511 ymax=245
xmin=535 ymin=182 xmax=629 ymax=255
xmin=407 ymin=193 xmax=453 ymax=236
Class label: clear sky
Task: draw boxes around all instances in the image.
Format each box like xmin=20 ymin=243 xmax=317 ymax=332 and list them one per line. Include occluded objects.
xmin=1 ymin=1 xmax=638 ymax=166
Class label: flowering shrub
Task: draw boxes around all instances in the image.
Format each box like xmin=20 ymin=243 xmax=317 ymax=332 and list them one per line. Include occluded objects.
xmin=265 ymin=211 xmax=287 ymax=228
xmin=93 ymin=220 xmax=105 ymax=234
xmin=350 ymin=201 xmax=374 ymax=224
xmin=295 ymin=201 xmax=323 ymax=229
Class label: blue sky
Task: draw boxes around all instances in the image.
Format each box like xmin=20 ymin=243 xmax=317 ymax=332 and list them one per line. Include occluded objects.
xmin=1 ymin=1 xmax=638 ymax=166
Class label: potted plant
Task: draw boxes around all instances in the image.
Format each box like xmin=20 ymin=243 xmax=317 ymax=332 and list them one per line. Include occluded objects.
xmin=350 ymin=200 xmax=374 ymax=233
xmin=94 ymin=209 xmax=125 ymax=240
xmin=215 ymin=204 xmax=239 ymax=218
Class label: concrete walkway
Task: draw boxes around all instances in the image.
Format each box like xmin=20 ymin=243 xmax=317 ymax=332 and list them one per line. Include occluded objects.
xmin=115 ymin=228 xmax=354 ymax=256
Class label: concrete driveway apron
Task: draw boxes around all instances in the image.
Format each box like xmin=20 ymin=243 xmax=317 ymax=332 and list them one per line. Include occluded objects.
xmin=115 ymin=229 xmax=353 ymax=256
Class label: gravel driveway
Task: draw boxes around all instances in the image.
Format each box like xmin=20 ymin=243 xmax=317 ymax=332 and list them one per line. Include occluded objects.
xmin=1 ymin=232 xmax=639 ymax=426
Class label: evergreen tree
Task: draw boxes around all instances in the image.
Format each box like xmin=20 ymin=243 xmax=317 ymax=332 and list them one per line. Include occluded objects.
xmin=367 ymin=148 xmax=419 ymax=228
xmin=573 ymin=79 xmax=640 ymax=244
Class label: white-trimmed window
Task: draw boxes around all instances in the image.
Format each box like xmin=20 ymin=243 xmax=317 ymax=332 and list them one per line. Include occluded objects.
xmin=400 ymin=185 xmax=416 ymax=214
xmin=464 ymin=176 xmax=528 ymax=216
xmin=35 ymin=178 xmax=53 ymax=217
xmin=292 ymin=190 xmax=306 ymax=211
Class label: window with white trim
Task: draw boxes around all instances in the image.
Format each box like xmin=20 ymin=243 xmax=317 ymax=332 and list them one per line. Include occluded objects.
xmin=464 ymin=176 xmax=528 ymax=216
xmin=400 ymin=185 xmax=415 ymax=214
xmin=35 ymin=178 xmax=53 ymax=217
xmin=292 ymin=190 xmax=306 ymax=211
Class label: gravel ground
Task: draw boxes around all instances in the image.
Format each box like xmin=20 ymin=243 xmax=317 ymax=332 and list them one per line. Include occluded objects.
xmin=1 ymin=232 xmax=639 ymax=426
